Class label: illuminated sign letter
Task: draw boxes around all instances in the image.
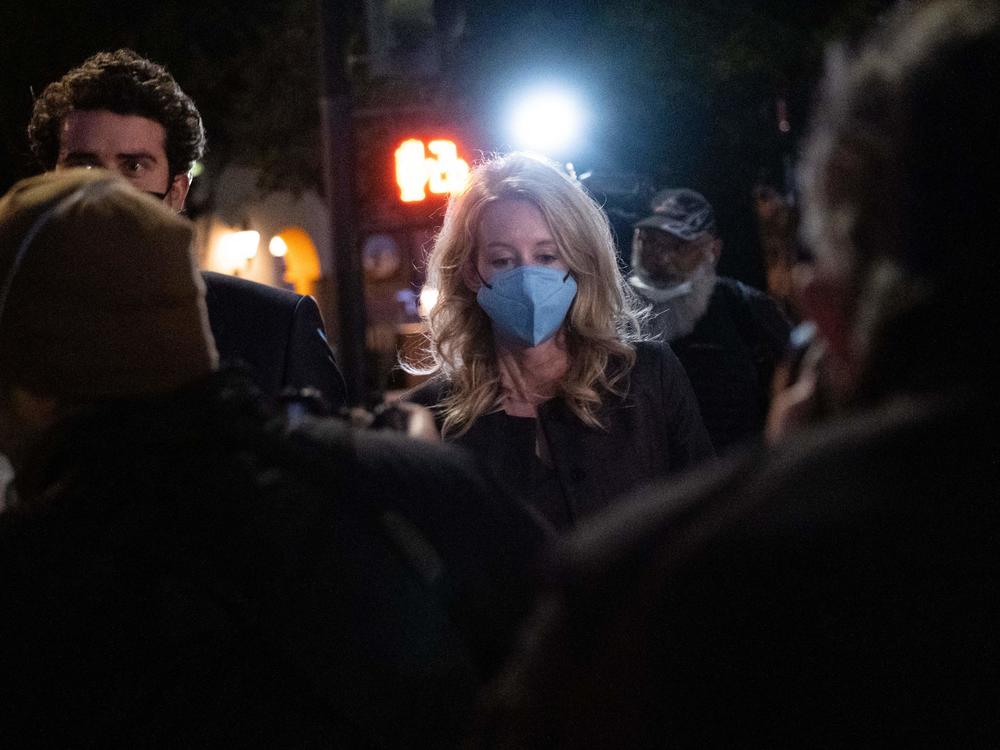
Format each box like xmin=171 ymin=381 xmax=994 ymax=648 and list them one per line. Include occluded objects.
xmin=395 ymin=139 xmax=429 ymax=202
xmin=395 ymin=138 xmax=468 ymax=202
xmin=426 ymin=140 xmax=469 ymax=195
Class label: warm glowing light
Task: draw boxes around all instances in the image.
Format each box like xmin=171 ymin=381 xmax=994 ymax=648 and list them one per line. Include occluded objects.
xmin=396 ymin=139 xmax=429 ymax=202
xmin=214 ymin=229 xmax=260 ymax=272
xmin=395 ymin=138 xmax=468 ymax=202
xmin=509 ymin=87 xmax=583 ymax=155
xmin=418 ymin=285 xmax=439 ymax=318
xmin=426 ymin=140 xmax=469 ymax=195
xmin=233 ymin=230 xmax=260 ymax=259
xmin=275 ymin=227 xmax=321 ymax=296
xmin=268 ymin=235 xmax=288 ymax=257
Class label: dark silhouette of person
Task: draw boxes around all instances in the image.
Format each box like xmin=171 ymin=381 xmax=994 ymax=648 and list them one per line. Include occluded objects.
xmin=0 ymin=171 xmax=547 ymax=748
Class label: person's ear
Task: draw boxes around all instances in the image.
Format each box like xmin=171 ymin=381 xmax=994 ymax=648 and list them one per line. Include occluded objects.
xmin=165 ymin=172 xmax=191 ymax=212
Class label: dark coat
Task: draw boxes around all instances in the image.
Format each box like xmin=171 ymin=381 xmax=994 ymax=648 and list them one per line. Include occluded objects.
xmin=477 ymin=389 xmax=1000 ymax=747
xmin=662 ymin=277 xmax=790 ymax=452
xmin=0 ymin=373 xmax=547 ymax=748
xmin=202 ymin=271 xmax=347 ymax=409
xmin=407 ymin=342 xmax=714 ymax=528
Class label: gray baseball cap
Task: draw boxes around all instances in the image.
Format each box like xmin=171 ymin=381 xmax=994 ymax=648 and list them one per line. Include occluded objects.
xmin=634 ymin=188 xmax=716 ymax=241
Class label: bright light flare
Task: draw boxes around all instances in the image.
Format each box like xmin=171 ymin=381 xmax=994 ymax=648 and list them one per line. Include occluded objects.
xmin=509 ymin=88 xmax=584 ymax=155
xmin=396 ymin=139 xmax=428 ymax=202
xmin=215 ymin=229 xmax=260 ymax=271
xmin=426 ymin=140 xmax=469 ymax=195
xmin=395 ymin=138 xmax=469 ymax=203
xmin=418 ymin=285 xmax=439 ymax=319
xmin=268 ymin=235 xmax=288 ymax=257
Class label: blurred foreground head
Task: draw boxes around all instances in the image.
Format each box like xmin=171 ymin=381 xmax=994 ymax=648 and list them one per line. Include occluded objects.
xmin=798 ymin=0 xmax=1000 ymax=402
xmin=0 ymin=169 xmax=217 ymax=401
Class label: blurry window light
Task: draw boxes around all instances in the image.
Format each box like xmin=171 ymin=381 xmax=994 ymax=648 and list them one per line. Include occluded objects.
xmin=274 ymin=227 xmax=321 ymax=296
xmin=215 ymin=229 xmax=260 ymax=273
xmin=269 ymin=235 xmax=289 ymax=257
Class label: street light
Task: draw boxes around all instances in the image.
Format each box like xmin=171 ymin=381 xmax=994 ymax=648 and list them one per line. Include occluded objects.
xmin=508 ymin=86 xmax=584 ymax=156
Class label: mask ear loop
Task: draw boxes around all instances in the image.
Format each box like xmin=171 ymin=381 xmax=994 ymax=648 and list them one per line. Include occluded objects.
xmin=0 ymin=180 xmax=116 ymax=327
xmin=475 ymin=265 xmax=493 ymax=290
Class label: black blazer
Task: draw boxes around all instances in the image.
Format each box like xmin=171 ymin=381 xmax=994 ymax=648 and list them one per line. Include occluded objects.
xmin=202 ymin=271 xmax=346 ymax=409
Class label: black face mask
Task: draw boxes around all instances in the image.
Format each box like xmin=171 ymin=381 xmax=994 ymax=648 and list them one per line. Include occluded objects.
xmin=145 ymin=189 xmax=186 ymax=216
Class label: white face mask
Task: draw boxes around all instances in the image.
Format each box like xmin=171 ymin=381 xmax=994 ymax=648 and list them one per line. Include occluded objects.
xmin=630 ymin=254 xmax=718 ymax=340
xmin=630 ymin=243 xmax=716 ymax=298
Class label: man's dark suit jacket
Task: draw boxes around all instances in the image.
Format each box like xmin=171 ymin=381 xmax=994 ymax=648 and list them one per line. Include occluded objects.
xmin=202 ymin=272 xmax=346 ymax=410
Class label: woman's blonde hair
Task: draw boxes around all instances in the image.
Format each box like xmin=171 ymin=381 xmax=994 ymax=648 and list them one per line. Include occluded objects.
xmin=406 ymin=152 xmax=648 ymax=436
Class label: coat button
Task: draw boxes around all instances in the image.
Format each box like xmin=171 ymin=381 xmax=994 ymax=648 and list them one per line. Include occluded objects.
xmin=570 ymin=468 xmax=586 ymax=482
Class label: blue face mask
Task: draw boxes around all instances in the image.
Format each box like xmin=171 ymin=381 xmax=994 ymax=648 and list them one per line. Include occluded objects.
xmin=476 ymin=265 xmax=578 ymax=347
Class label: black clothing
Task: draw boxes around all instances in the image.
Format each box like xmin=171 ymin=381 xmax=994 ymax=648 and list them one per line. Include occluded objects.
xmin=480 ymin=389 xmax=999 ymax=747
xmin=659 ymin=277 xmax=789 ymax=452
xmin=202 ymin=271 xmax=347 ymax=409
xmin=408 ymin=342 xmax=714 ymax=529
xmin=0 ymin=372 xmax=546 ymax=748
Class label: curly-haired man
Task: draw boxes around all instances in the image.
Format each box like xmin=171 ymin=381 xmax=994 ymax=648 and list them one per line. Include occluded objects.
xmin=29 ymin=49 xmax=203 ymax=210
xmin=27 ymin=50 xmax=347 ymax=408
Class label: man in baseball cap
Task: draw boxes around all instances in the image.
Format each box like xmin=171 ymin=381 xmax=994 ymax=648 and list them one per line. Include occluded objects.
xmin=630 ymin=187 xmax=789 ymax=451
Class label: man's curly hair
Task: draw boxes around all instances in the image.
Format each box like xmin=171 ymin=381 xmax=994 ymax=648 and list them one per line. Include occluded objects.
xmin=28 ymin=49 xmax=205 ymax=179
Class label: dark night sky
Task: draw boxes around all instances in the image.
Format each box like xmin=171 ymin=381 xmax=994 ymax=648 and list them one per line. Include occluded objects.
xmin=0 ymin=0 xmax=893 ymax=285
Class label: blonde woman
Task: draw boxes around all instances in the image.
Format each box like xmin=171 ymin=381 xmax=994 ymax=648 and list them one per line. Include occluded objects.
xmin=405 ymin=153 xmax=712 ymax=528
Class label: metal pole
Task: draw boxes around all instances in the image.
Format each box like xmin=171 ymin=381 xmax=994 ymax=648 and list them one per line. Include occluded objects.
xmin=316 ymin=0 xmax=367 ymax=406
